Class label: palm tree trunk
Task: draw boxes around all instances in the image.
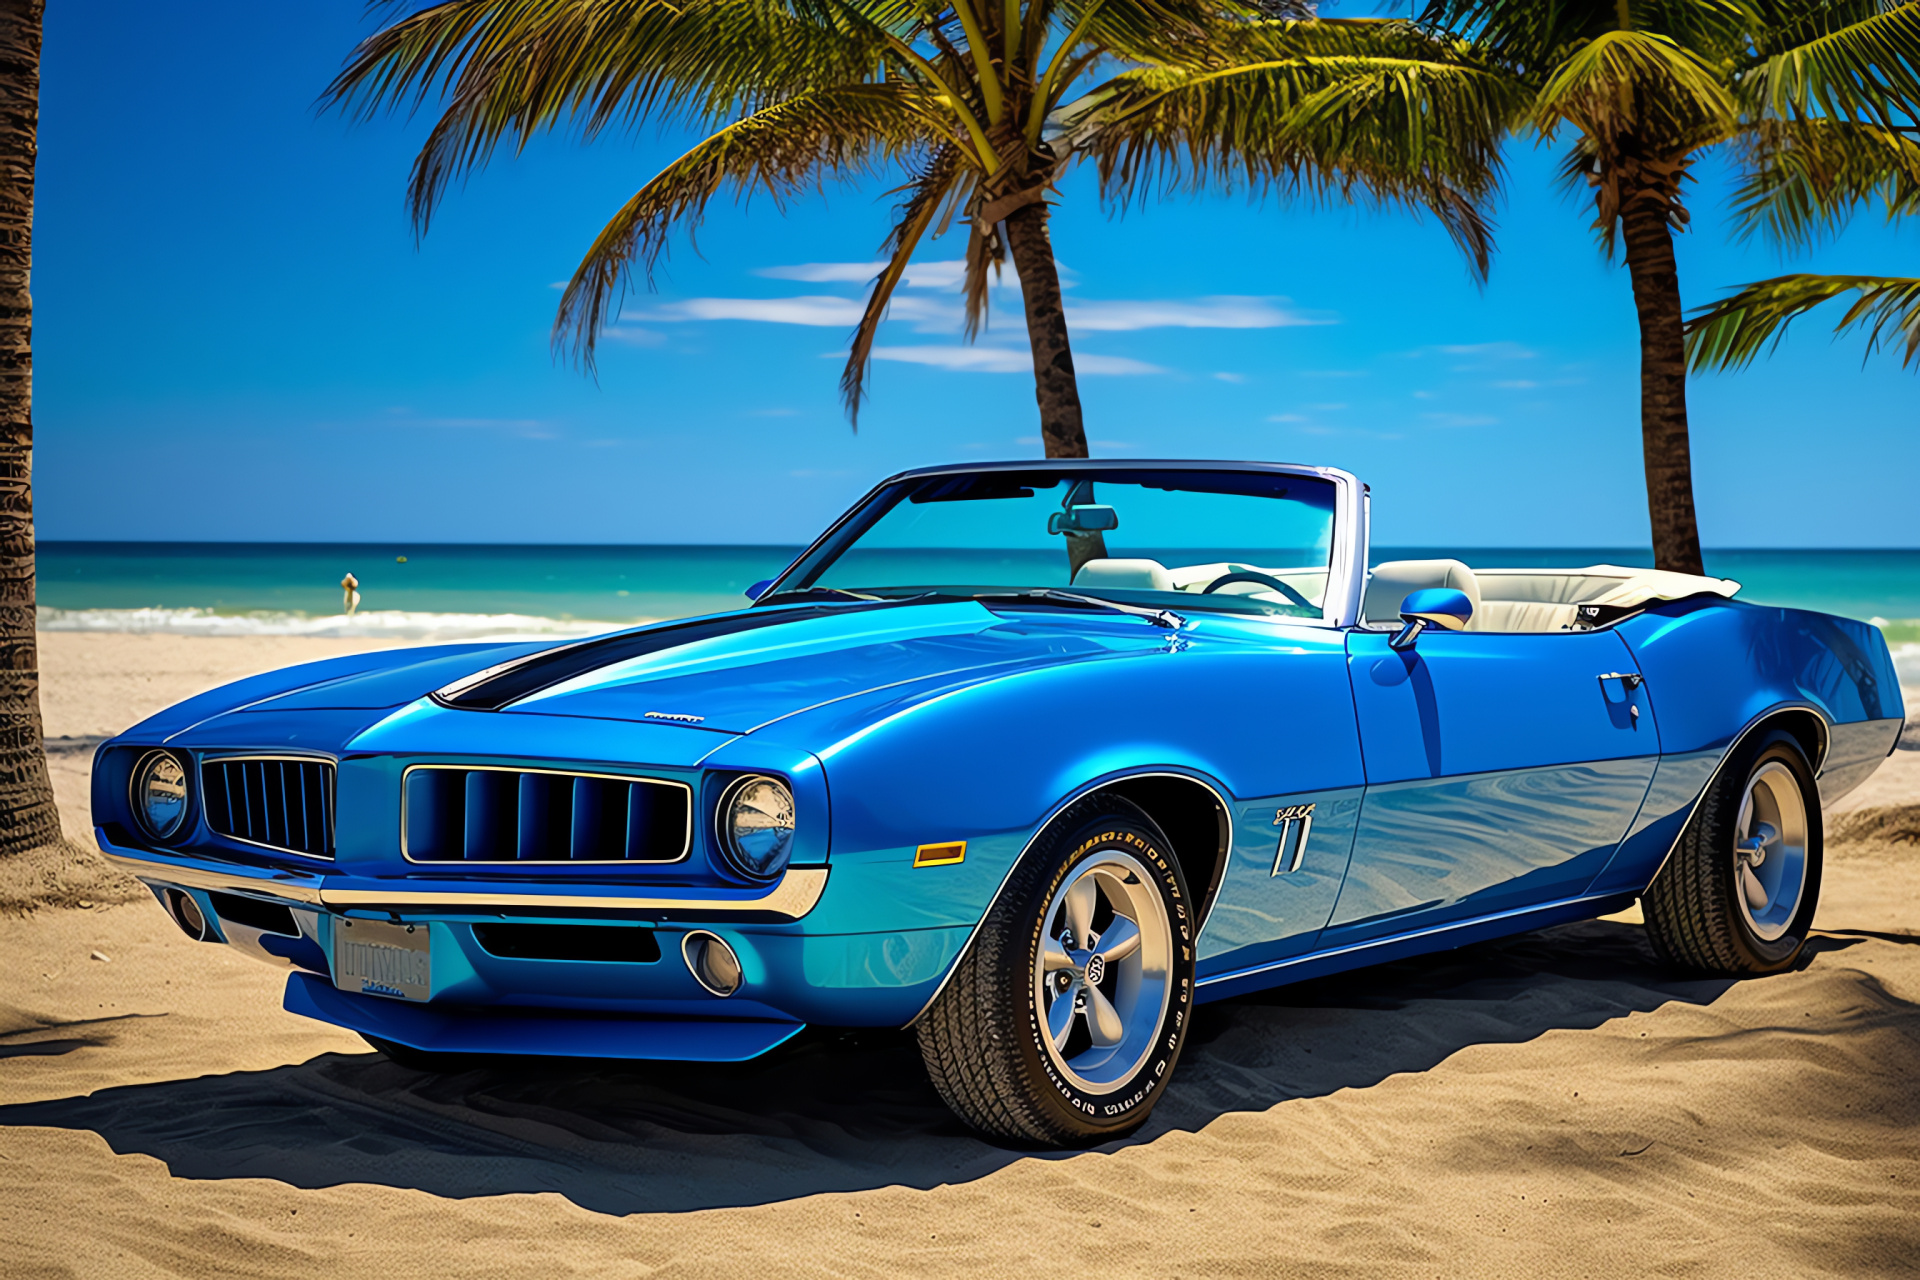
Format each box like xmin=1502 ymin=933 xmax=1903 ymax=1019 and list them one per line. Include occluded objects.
xmin=1619 ymin=198 xmax=1706 ymax=576
xmin=1001 ymin=201 xmax=1092 ymax=460
xmin=0 ymin=0 xmax=58 ymax=858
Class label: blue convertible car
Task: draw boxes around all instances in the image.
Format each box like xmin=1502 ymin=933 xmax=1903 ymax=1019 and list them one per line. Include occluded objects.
xmin=98 ymin=460 xmax=1904 ymax=1145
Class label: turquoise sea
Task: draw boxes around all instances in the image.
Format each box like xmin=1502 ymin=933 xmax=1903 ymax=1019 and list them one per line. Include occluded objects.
xmin=34 ymin=542 xmax=1920 ymax=646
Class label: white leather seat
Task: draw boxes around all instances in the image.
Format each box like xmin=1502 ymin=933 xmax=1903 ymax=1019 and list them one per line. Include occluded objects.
xmin=1363 ymin=559 xmax=1482 ymax=630
xmin=1072 ymin=558 xmax=1175 ymax=592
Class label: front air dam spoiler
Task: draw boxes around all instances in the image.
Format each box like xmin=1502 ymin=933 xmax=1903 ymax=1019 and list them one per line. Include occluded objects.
xmin=287 ymin=973 xmax=804 ymax=1061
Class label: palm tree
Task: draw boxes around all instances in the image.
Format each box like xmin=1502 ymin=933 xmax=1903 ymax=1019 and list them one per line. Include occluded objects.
xmin=326 ymin=1 xmax=1498 ymax=459
xmin=1089 ymin=3 xmax=1920 ymax=573
xmin=0 ymin=0 xmax=60 ymax=859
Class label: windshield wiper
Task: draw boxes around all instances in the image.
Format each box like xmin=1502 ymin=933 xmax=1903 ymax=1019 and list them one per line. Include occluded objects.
xmin=755 ymin=586 xmax=886 ymax=604
xmin=972 ymin=590 xmax=1186 ymax=630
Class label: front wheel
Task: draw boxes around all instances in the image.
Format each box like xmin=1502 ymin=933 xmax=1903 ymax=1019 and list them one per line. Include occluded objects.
xmin=915 ymin=795 xmax=1195 ymax=1146
xmin=1644 ymin=729 xmax=1823 ymax=975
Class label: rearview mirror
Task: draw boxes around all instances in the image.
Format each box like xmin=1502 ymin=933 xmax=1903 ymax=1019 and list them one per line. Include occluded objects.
xmin=1048 ymin=504 xmax=1119 ymax=535
xmin=1390 ymin=587 xmax=1473 ymax=651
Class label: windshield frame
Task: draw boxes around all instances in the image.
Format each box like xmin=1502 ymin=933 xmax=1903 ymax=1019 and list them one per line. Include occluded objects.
xmin=756 ymin=459 xmax=1368 ymax=627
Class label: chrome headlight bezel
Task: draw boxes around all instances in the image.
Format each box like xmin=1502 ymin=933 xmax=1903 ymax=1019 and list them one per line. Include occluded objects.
xmin=130 ymin=749 xmax=192 ymax=843
xmin=714 ymin=774 xmax=795 ymax=881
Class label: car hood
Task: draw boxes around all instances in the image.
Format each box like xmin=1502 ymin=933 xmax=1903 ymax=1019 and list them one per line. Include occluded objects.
xmin=493 ymin=600 xmax=1169 ymax=733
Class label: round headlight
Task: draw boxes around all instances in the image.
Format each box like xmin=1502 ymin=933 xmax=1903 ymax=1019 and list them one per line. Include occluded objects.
xmin=718 ymin=775 xmax=794 ymax=880
xmin=132 ymin=751 xmax=189 ymax=841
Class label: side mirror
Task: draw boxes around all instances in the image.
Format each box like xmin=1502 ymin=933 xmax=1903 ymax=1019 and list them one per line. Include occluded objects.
xmin=1390 ymin=587 xmax=1473 ymax=651
xmin=1047 ymin=504 xmax=1118 ymax=535
xmin=745 ymin=579 xmax=774 ymax=601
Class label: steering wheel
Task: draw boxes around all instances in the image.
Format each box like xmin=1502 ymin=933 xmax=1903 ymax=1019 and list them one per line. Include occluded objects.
xmin=1200 ymin=570 xmax=1314 ymax=609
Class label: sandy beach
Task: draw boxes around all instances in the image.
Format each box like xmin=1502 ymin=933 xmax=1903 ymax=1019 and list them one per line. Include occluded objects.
xmin=2 ymin=632 xmax=1916 ymax=1278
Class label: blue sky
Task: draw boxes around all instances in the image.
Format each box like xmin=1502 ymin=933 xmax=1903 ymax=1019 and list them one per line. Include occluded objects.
xmin=33 ymin=1 xmax=1920 ymax=548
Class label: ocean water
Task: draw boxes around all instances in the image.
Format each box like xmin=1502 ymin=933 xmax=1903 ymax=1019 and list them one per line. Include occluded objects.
xmin=33 ymin=542 xmax=1920 ymax=648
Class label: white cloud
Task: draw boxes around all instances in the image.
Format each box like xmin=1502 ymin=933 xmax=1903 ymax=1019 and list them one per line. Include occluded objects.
xmin=1436 ymin=342 xmax=1535 ymax=359
xmin=1067 ymin=296 xmax=1322 ymax=331
xmin=636 ymin=296 xmax=864 ymax=326
xmin=756 ymin=260 xmax=967 ymax=289
xmin=868 ymin=345 xmax=1164 ymax=375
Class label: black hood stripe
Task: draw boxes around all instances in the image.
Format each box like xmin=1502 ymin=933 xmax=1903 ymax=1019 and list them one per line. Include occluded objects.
xmin=432 ymin=602 xmax=900 ymax=712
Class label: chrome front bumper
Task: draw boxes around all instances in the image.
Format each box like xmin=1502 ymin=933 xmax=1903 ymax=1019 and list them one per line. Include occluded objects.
xmin=99 ymin=830 xmax=831 ymax=921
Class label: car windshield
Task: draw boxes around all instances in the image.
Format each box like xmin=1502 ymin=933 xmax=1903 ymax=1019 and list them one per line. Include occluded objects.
xmin=767 ymin=467 xmax=1339 ymax=620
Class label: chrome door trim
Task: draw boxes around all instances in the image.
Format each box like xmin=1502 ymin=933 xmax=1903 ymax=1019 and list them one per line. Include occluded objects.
xmin=1195 ymin=888 xmax=1634 ymax=992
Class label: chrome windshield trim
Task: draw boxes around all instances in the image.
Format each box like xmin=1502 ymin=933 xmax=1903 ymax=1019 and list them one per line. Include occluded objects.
xmin=756 ymin=459 xmax=1368 ymax=629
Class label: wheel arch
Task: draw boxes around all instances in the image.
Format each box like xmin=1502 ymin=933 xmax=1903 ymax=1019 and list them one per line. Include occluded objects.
xmin=1098 ymin=773 xmax=1233 ymax=932
xmin=902 ymin=765 xmax=1235 ymax=1028
xmin=1643 ymin=701 xmax=1834 ymax=892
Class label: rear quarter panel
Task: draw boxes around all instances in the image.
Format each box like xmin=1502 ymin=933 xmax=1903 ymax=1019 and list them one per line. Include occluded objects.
xmin=1590 ymin=598 xmax=1904 ymax=895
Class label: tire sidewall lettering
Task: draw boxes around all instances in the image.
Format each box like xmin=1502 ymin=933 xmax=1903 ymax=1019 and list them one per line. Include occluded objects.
xmin=1020 ymin=815 xmax=1194 ymax=1133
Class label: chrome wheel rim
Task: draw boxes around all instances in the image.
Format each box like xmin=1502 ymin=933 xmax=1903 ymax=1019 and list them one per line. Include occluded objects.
xmin=1032 ymin=850 xmax=1172 ymax=1095
xmin=1734 ymin=761 xmax=1809 ymax=943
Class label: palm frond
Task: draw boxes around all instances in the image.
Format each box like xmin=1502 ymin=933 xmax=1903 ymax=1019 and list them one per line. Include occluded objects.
xmin=1684 ymin=272 xmax=1920 ymax=370
xmin=326 ymin=0 xmax=896 ymax=233
xmin=1751 ymin=2 xmax=1920 ymax=130
xmin=553 ymin=83 xmax=935 ymax=368
xmin=841 ymin=145 xmax=965 ymax=423
xmin=1077 ymin=28 xmax=1520 ymax=278
xmin=1730 ymin=117 xmax=1920 ymax=246
xmin=1532 ymin=28 xmax=1738 ymax=149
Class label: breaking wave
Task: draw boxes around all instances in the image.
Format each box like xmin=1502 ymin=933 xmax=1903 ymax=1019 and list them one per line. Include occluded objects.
xmin=36 ymin=606 xmax=639 ymax=643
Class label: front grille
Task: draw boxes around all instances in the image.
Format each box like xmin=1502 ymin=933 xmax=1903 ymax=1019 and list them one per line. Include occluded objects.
xmin=202 ymin=757 xmax=336 ymax=859
xmin=403 ymin=766 xmax=691 ymax=863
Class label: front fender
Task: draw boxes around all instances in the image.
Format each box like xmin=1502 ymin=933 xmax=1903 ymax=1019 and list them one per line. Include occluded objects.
xmin=778 ymin=627 xmax=1363 ymax=940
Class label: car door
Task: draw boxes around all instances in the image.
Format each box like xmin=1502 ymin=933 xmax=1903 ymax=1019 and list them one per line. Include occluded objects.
xmin=1326 ymin=627 xmax=1659 ymax=943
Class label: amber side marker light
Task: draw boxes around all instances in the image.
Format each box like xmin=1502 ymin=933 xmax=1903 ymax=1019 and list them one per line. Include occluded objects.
xmin=914 ymin=841 xmax=966 ymax=868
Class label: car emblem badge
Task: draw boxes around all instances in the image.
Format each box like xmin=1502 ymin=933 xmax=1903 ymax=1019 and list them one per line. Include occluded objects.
xmin=1084 ymin=954 xmax=1106 ymax=986
xmin=1271 ymin=803 xmax=1316 ymax=877
xmin=644 ymin=711 xmax=705 ymax=724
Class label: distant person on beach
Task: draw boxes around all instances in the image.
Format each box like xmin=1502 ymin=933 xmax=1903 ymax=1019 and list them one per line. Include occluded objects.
xmin=341 ymin=572 xmax=360 ymax=617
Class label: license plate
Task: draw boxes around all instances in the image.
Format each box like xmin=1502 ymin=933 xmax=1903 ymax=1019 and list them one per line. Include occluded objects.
xmin=333 ymin=918 xmax=432 ymax=1002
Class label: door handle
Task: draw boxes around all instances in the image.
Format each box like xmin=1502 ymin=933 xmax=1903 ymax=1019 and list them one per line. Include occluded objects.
xmin=1597 ymin=671 xmax=1643 ymax=723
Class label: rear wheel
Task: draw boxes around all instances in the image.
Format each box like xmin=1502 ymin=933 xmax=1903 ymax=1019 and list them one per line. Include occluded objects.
xmin=1644 ymin=729 xmax=1823 ymax=975
xmin=915 ymin=795 xmax=1194 ymax=1146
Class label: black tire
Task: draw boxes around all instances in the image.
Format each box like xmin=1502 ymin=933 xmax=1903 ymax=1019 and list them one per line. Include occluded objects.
xmin=915 ymin=795 xmax=1195 ymax=1146
xmin=361 ymin=1034 xmax=473 ymax=1073
xmin=1643 ymin=729 xmax=1823 ymax=975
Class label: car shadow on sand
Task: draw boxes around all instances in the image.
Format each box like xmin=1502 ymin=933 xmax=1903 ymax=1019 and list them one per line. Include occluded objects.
xmin=0 ymin=920 xmax=1894 ymax=1215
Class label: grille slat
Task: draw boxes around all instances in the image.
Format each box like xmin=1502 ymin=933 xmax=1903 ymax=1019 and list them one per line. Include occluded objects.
xmin=404 ymin=766 xmax=689 ymax=864
xmin=202 ymin=758 xmax=336 ymax=860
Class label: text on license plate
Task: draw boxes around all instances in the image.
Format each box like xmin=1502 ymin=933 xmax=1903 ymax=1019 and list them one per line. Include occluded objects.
xmin=334 ymin=917 xmax=432 ymax=1001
